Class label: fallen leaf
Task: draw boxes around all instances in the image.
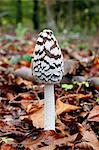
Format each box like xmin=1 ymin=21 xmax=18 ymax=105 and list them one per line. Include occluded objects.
xmin=37 ymin=144 xmax=56 ymax=150
xmin=20 ymin=60 xmax=31 ymax=67
xmin=73 ymin=75 xmax=87 ymax=82
xmin=88 ymin=77 xmax=99 ymax=90
xmin=21 ymin=95 xmax=81 ymax=128
xmin=56 ymin=119 xmax=69 ymax=136
xmin=14 ymin=67 xmax=32 ymax=80
xmin=30 ymin=107 xmax=44 ymax=129
xmin=0 ymin=144 xmax=16 ymax=150
xmin=89 ymin=57 xmax=99 ymax=76
xmin=78 ymin=124 xmax=99 ymax=150
xmin=52 ymin=133 xmax=78 ymax=146
xmin=21 ymin=101 xmax=44 ymax=129
xmin=64 ymin=59 xmax=79 ymax=75
xmin=56 ymin=97 xmax=80 ymax=115
xmin=88 ymin=105 xmax=99 ymax=122
xmin=82 ymin=130 xmax=99 ymax=150
xmin=75 ymin=142 xmax=94 ymax=150
xmin=6 ymin=93 xmax=14 ymax=101
xmin=15 ymin=76 xmax=32 ymax=86
xmin=22 ymin=131 xmax=78 ymax=150
xmin=22 ymin=131 xmax=61 ymax=150
xmin=56 ymin=93 xmax=92 ymax=102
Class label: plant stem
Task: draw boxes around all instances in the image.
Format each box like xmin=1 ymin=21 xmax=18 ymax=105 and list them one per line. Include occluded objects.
xmin=44 ymin=84 xmax=55 ymax=130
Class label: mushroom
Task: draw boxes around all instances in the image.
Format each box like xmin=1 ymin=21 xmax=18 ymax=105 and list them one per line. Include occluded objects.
xmin=32 ymin=29 xmax=64 ymax=130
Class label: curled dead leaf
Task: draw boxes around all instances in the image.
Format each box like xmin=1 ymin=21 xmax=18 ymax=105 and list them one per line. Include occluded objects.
xmin=75 ymin=142 xmax=94 ymax=150
xmin=77 ymin=124 xmax=99 ymax=150
xmin=37 ymin=144 xmax=56 ymax=150
xmin=56 ymin=93 xmax=92 ymax=103
xmin=0 ymin=144 xmax=16 ymax=150
xmin=30 ymin=107 xmax=44 ymax=129
xmin=21 ymin=101 xmax=44 ymax=129
xmin=88 ymin=105 xmax=99 ymax=122
xmin=56 ymin=97 xmax=80 ymax=115
xmin=56 ymin=119 xmax=70 ymax=136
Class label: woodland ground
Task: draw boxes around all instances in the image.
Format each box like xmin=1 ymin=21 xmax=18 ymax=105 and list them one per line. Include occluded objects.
xmin=0 ymin=29 xmax=99 ymax=150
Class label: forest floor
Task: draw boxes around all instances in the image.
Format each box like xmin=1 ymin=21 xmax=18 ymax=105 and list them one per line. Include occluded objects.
xmin=0 ymin=29 xmax=99 ymax=150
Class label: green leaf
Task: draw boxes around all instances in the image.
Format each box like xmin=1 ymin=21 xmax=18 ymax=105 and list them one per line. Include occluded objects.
xmin=96 ymin=97 xmax=99 ymax=103
xmin=22 ymin=54 xmax=31 ymax=62
xmin=62 ymin=84 xmax=73 ymax=91
xmin=73 ymin=81 xmax=89 ymax=87
xmin=73 ymin=81 xmax=81 ymax=86
xmin=82 ymin=81 xmax=89 ymax=87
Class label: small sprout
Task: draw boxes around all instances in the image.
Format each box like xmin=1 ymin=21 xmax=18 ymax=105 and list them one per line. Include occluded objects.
xmin=96 ymin=97 xmax=99 ymax=103
xmin=62 ymin=84 xmax=73 ymax=91
xmin=82 ymin=81 xmax=89 ymax=87
xmin=74 ymin=81 xmax=89 ymax=87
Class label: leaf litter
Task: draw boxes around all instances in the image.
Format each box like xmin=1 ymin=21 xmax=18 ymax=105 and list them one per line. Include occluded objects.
xmin=0 ymin=30 xmax=99 ymax=150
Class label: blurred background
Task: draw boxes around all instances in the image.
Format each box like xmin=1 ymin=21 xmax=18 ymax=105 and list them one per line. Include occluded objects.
xmin=0 ymin=0 xmax=99 ymax=34
xmin=0 ymin=0 xmax=99 ymax=51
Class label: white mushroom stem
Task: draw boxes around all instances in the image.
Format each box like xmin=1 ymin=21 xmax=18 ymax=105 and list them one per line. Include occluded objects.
xmin=44 ymin=84 xmax=55 ymax=130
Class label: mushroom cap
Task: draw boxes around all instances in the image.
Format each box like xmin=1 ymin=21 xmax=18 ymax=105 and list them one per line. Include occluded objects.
xmin=32 ymin=29 xmax=64 ymax=84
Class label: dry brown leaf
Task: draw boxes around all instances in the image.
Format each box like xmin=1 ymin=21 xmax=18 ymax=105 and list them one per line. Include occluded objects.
xmin=89 ymin=57 xmax=99 ymax=76
xmin=0 ymin=144 xmax=15 ymax=150
xmin=56 ymin=93 xmax=92 ymax=103
xmin=15 ymin=76 xmax=32 ymax=86
xmin=76 ymin=92 xmax=92 ymax=99
xmin=21 ymin=101 xmax=44 ymax=129
xmin=21 ymin=135 xmax=42 ymax=150
xmin=53 ymin=133 xmax=78 ymax=146
xmin=22 ymin=131 xmax=61 ymax=150
xmin=64 ymin=59 xmax=79 ymax=75
xmin=30 ymin=107 xmax=44 ymax=128
xmin=82 ymin=130 xmax=99 ymax=150
xmin=56 ymin=98 xmax=80 ymax=115
xmin=78 ymin=124 xmax=99 ymax=150
xmin=88 ymin=105 xmax=99 ymax=122
xmin=20 ymin=60 xmax=31 ymax=67
xmin=75 ymin=142 xmax=94 ymax=150
xmin=21 ymin=96 xmax=80 ymax=128
xmin=37 ymin=144 xmax=56 ymax=150
xmin=56 ymin=119 xmax=70 ymax=136
xmin=6 ymin=93 xmax=14 ymax=101
xmin=22 ymin=131 xmax=78 ymax=150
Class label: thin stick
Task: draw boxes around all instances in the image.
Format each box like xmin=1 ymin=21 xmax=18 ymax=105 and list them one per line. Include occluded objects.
xmin=44 ymin=84 xmax=55 ymax=130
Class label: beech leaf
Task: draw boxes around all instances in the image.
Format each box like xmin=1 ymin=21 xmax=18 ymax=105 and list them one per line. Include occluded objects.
xmin=56 ymin=97 xmax=80 ymax=115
